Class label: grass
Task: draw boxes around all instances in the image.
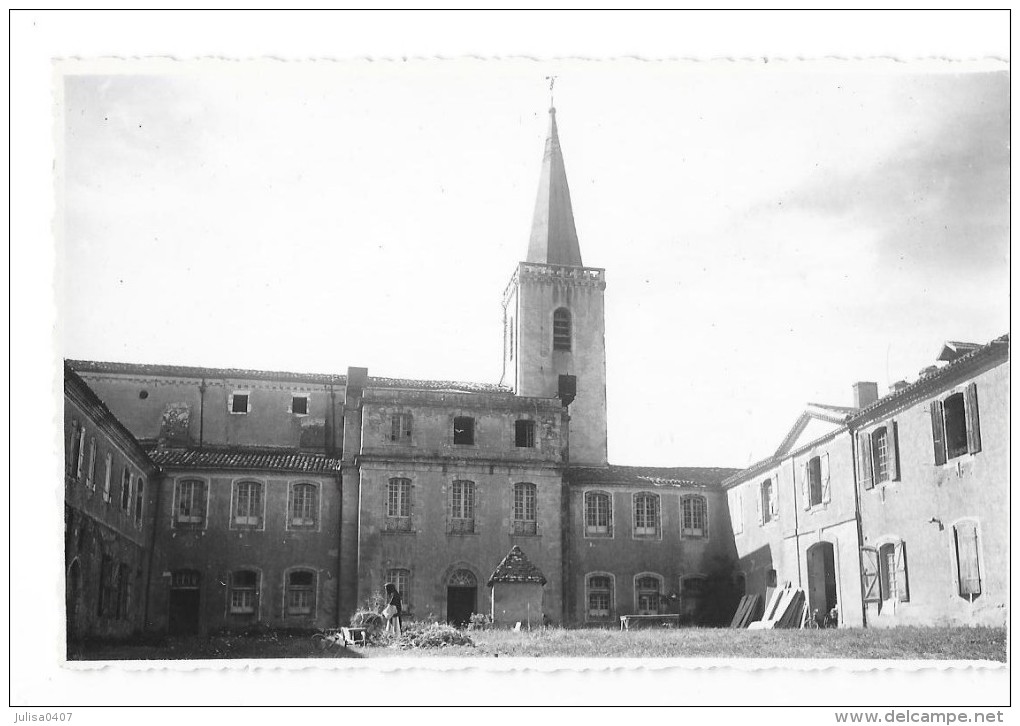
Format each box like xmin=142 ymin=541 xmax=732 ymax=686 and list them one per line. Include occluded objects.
xmin=70 ymin=625 xmax=1006 ymax=662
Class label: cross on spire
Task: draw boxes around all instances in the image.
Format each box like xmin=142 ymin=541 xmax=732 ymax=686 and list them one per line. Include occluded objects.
xmin=545 ymin=75 xmax=557 ymax=112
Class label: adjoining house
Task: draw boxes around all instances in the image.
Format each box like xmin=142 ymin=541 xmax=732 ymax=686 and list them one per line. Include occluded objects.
xmin=724 ymin=336 xmax=1009 ymax=628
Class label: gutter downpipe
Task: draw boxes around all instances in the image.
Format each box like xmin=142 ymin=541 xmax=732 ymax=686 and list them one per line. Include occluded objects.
xmin=849 ymin=419 xmax=868 ymax=628
xmin=198 ymin=379 xmax=207 ymax=448
xmin=142 ymin=463 xmax=162 ymax=632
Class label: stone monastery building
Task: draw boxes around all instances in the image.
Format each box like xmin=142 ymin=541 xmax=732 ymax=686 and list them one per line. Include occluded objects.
xmin=64 ymin=104 xmax=1008 ymax=639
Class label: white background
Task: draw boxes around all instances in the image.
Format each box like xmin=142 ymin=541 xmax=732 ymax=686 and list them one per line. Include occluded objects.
xmin=8 ymin=8 xmax=1013 ymax=716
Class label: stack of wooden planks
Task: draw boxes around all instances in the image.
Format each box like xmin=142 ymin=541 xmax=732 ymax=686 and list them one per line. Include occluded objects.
xmin=729 ymin=594 xmax=764 ymax=628
xmin=747 ymin=585 xmax=807 ymax=629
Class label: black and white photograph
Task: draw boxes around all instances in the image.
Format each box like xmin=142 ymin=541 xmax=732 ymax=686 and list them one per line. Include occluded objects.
xmin=10 ymin=8 xmax=1012 ymax=717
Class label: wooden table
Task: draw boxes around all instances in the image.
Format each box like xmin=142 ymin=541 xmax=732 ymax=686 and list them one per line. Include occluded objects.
xmin=619 ymin=614 xmax=681 ymax=631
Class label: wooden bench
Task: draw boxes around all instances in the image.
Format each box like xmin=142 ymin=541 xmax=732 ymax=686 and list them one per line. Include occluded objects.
xmin=619 ymin=614 xmax=680 ymax=631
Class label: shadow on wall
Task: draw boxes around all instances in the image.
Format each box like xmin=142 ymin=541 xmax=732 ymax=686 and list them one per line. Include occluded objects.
xmin=738 ymin=543 xmax=777 ymax=602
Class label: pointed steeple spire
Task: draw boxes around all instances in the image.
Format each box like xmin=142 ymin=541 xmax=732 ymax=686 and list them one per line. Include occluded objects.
xmin=526 ymin=105 xmax=583 ymax=267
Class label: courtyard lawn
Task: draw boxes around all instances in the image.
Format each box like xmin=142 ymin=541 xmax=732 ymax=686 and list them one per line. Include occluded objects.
xmin=71 ymin=625 xmax=1006 ymax=662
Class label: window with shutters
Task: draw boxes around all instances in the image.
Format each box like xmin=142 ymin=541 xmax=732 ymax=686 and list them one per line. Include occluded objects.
xmin=390 ymin=413 xmax=412 ymax=442
xmin=386 ymin=568 xmax=411 ymax=611
xmin=512 ymin=482 xmax=538 ymax=535
xmin=86 ymin=438 xmax=97 ymax=490
xmin=729 ymin=488 xmax=743 ymax=535
xmin=807 ymin=457 xmax=823 ymax=507
xmin=859 ymin=421 xmax=899 ymax=491
xmin=514 ymin=419 xmax=536 ymax=448
xmin=386 ymin=478 xmax=412 ymax=532
xmin=553 ymin=308 xmax=572 ymax=351
xmin=453 ymin=416 xmax=475 ymax=445
xmin=878 ymin=541 xmax=910 ymax=603
xmin=286 ymin=570 xmax=316 ymax=616
xmin=584 ymin=490 xmax=613 ymax=537
xmin=232 ymin=480 xmax=264 ymax=529
xmin=760 ymin=479 xmax=776 ymax=524
xmin=102 ymin=453 xmax=113 ymax=502
xmin=872 ymin=427 xmax=889 ymax=483
xmin=953 ymin=520 xmax=982 ymax=600
xmin=449 ymin=480 xmax=476 ymax=534
xmin=289 ymin=482 xmax=318 ymax=528
xmin=586 ymin=573 xmax=614 ymax=620
xmin=681 ymin=495 xmax=708 ymax=538
xmin=175 ymin=479 xmax=207 ymax=528
xmin=290 ymin=394 xmax=309 ymax=416
xmin=120 ymin=467 xmax=132 ymax=511
xmin=635 ymin=574 xmax=663 ymax=615
xmin=633 ymin=492 xmax=661 ymax=538
xmin=229 ymin=570 xmax=258 ymax=615
xmin=229 ymin=391 xmax=250 ymax=414
xmin=931 ymin=384 xmax=982 ymax=464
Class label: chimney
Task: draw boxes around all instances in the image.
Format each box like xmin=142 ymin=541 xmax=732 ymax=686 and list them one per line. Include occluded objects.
xmin=852 ymin=381 xmax=879 ymax=409
xmin=919 ymin=365 xmax=939 ymax=378
xmin=890 ymin=380 xmax=910 ymax=393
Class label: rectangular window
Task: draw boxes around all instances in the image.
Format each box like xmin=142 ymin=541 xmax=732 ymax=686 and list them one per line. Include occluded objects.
xmin=230 ymin=392 xmax=250 ymax=414
xmin=636 ymin=576 xmax=662 ymax=615
xmin=134 ymin=478 xmax=145 ymax=526
xmin=291 ymin=395 xmax=308 ymax=415
xmin=120 ymin=467 xmax=132 ymax=511
xmin=873 ymin=429 xmax=889 ymax=483
xmin=450 ymin=480 xmax=476 ymax=534
xmin=386 ymin=478 xmax=412 ymax=531
xmin=514 ymin=419 xmax=536 ymax=448
xmin=512 ymin=482 xmax=538 ymax=535
xmin=233 ymin=481 xmax=263 ymax=527
xmin=86 ymin=438 xmax=97 ymax=490
xmin=453 ymin=416 xmax=475 ymax=445
xmin=289 ymin=483 xmax=318 ymax=528
xmin=175 ymin=479 xmax=207 ymax=526
xmin=390 ymin=413 xmax=412 ymax=442
xmin=386 ymin=568 xmax=411 ymax=610
xmin=584 ymin=491 xmax=613 ymax=537
xmin=682 ymin=496 xmax=708 ymax=537
xmin=633 ymin=493 xmax=660 ymax=538
xmin=103 ymin=453 xmax=113 ymax=502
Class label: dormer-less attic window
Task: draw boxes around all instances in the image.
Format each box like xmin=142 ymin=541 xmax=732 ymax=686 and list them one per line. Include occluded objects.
xmin=230 ymin=392 xmax=250 ymax=415
xmin=553 ymin=308 xmax=572 ymax=351
xmin=291 ymin=395 xmax=308 ymax=416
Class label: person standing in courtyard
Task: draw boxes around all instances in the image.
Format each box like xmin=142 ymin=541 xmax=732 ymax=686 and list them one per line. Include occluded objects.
xmin=382 ymin=582 xmax=402 ymax=636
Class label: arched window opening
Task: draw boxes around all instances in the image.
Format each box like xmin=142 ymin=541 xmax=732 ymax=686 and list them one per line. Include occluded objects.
xmin=633 ymin=492 xmax=660 ymax=538
xmin=229 ymin=570 xmax=258 ymax=615
xmin=682 ymin=495 xmax=708 ymax=538
xmin=586 ymin=574 xmax=613 ymax=620
xmin=636 ymin=575 xmax=662 ymax=615
xmin=512 ymin=482 xmax=538 ymax=535
xmin=286 ymin=570 xmax=316 ymax=616
xmin=584 ymin=491 xmax=613 ymax=537
xmin=553 ymin=308 xmax=572 ymax=351
xmin=449 ymin=480 xmax=476 ymax=534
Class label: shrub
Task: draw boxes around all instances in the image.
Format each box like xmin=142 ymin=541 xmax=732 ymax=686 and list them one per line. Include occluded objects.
xmin=398 ymin=621 xmax=474 ymax=649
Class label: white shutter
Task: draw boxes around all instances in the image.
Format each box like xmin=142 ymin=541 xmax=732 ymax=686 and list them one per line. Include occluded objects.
xmin=821 ymin=453 xmax=831 ymax=504
xmin=800 ymin=462 xmax=810 ymax=510
xmin=771 ymin=472 xmax=780 ymax=518
xmin=755 ymin=484 xmax=763 ymax=525
xmin=732 ymin=490 xmax=743 ymax=534
xmin=227 ymin=393 xmax=234 ymax=413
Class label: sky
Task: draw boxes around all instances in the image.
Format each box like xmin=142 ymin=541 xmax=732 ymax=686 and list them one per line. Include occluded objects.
xmin=59 ymin=59 xmax=1009 ymax=467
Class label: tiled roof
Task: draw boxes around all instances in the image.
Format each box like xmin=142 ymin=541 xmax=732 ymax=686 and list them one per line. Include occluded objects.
xmin=147 ymin=447 xmax=342 ymax=474
xmin=67 ymin=359 xmax=508 ymax=394
xmin=488 ymin=545 xmax=547 ymax=586
xmin=569 ymin=464 xmax=739 ymax=488
xmin=849 ymin=334 xmax=1009 ymax=423
xmin=367 ymin=376 xmax=511 ymax=394
xmin=67 ymin=359 xmax=342 ymax=385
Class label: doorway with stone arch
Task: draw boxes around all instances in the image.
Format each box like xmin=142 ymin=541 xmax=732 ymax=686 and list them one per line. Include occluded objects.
xmin=446 ymin=568 xmax=478 ymax=626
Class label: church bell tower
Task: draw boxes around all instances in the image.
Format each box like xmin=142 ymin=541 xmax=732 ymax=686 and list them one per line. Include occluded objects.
xmin=502 ymin=103 xmax=608 ymax=466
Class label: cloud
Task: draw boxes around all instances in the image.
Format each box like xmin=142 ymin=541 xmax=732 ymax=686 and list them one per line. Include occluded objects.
xmin=781 ymin=72 xmax=1009 ymax=276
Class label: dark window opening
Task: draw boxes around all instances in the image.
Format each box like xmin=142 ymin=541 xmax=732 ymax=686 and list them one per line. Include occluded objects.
xmin=808 ymin=456 xmax=823 ymax=506
xmin=515 ymin=419 xmax=536 ymax=448
xmin=453 ymin=416 xmax=475 ymax=445
xmin=390 ymin=413 xmax=412 ymax=442
xmin=766 ymin=568 xmax=778 ymax=589
xmin=761 ymin=478 xmax=775 ymax=523
xmin=231 ymin=394 xmax=249 ymax=414
xmin=553 ymin=308 xmax=572 ymax=351
xmin=291 ymin=395 xmax=308 ymax=415
xmin=230 ymin=570 xmax=258 ymax=614
xmin=943 ymin=392 xmax=968 ymax=459
xmin=287 ymin=571 xmax=315 ymax=616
